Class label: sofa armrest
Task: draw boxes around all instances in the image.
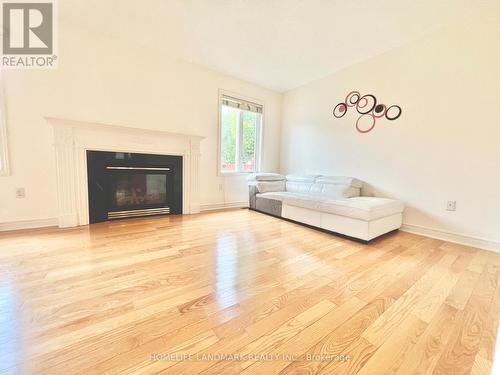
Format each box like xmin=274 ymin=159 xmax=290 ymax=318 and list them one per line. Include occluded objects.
xmin=249 ymin=184 xmax=258 ymax=209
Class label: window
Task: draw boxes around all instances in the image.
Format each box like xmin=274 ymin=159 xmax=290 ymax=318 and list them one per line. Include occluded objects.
xmin=219 ymin=94 xmax=262 ymax=174
xmin=0 ymin=80 xmax=8 ymax=176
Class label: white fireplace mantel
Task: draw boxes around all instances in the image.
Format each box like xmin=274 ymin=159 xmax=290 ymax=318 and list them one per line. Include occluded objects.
xmin=46 ymin=117 xmax=204 ymax=228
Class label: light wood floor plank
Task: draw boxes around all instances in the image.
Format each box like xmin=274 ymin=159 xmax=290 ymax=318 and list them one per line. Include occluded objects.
xmin=0 ymin=209 xmax=499 ymax=374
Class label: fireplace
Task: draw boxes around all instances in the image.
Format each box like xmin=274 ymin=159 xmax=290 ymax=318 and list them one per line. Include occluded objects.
xmin=87 ymin=151 xmax=182 ymax=223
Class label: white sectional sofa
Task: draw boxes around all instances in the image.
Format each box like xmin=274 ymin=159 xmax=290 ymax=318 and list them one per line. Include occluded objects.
xmin=248 ymin=173 xmax=404 ymax=241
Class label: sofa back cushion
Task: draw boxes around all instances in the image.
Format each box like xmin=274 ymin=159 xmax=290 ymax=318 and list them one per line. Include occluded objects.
xmin=248 ymin=173 xmax=285 ymax=181
xmin=315 ymin=176 xmax=363 ymax=189
xmin=285 ymin=174 xmax=318 ymax=194
xmin=286 ymin=181 xmax=314 ymax=194
xmin=285 ymin=174 xmax=320 ymax=183
xmin=317 ymin=183 xmax=360 ymax=198
xmin=255 ymin=180 xmax=286 ymax=193
xmin=285 ymin=175 xmax=362 ymax=199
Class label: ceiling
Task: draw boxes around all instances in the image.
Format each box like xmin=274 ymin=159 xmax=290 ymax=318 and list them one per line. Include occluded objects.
xmin=60 ymin=0 xmax=494 ymax=92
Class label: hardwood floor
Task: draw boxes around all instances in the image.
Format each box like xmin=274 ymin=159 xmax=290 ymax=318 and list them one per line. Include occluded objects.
xmin=0 ymin=209 xmax=499 ymax=374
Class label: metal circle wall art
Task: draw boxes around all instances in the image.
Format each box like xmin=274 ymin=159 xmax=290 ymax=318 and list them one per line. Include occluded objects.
xmin=332 ymin=90 xmax=402 ymax=134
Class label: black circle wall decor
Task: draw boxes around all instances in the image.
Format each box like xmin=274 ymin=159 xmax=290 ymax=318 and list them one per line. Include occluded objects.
xmin=385 ymin=105 xmax=402 ymax=121
xmin=373 ymin=104 xmax=387 ymax=118
xmin=333 ymin=102 xmax=347 ymax=118
xmin=356 ymin=94 xmax=377 ymax=114
xmin=345 ymin=91 xmax=360 ymax=107
xmin=332 ymin=90 xmax=402 ymax=134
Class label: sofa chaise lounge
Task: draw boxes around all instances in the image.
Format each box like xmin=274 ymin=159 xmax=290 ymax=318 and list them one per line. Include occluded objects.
xmin=248 ymin=173 xmax=404 ymax=241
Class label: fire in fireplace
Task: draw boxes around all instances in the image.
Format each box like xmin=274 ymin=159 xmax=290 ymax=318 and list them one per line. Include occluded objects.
xmin=112 ymin=171 xmax=167 ymax=207
xmin=87 ymin=151 xmax=182 ymax=223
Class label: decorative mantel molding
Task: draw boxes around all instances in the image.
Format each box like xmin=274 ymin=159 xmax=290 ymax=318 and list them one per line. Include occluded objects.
xmin=46 ymin=117 xmax=204 ymax=228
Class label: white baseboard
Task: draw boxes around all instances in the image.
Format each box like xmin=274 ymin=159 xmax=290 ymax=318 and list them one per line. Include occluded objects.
xmin=0 ymin=217 xmax=58 ymax=232
xmin=401 ymin=223 xmax=500 ymax=253
xmin=57 ymin=213 xmax=79 ymax=228
xmin=200 ymin=201 xmax=248 ymax=212
xmin=0 ymin=204 xmax=248 ymax=231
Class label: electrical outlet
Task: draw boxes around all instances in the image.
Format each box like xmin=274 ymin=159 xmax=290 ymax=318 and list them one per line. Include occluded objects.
xmin=219 ymin=183 xmax=223 ymax=191
xmin=16 ymin=187 xmax=26 ymax=198
xmin=446 ymin=200 xmax=456 ymax=211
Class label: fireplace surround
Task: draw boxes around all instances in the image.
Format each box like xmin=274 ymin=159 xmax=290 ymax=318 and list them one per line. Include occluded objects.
xmin=48 ymin=117 xmax=203 ymax=228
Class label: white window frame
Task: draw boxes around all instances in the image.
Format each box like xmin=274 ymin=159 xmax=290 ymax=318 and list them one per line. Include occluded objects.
xmin=218 ymin=90 xmax=263 ymax=175
xmin=0 ymin=78 xmax=9 ymax=176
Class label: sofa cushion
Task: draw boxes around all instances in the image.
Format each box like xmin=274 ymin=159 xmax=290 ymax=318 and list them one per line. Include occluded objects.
xmin=257 ymin=191 xmax=302 ymax=202
xmin=258 ymin=193 xmax=404 ymax=221
xmin=286 ymin=181 xmax=360 ymax=198
xmin=286 ymin=181 xmax=314 ymax=194
xmin=313 ymin=183 xmax=361 ymax=199
xmin=315 ymin=176 xmax=363 ymax=188
xmin=285 ymin=175 xmax=362 ymax=198
xmin=319 ymin=197 xmax=404 ymax=221
xmin=255 ymin=180 xmax=285 ymax=193
xmin=247 ymin=173 xmax=285 ymax=181
xmin=285 ymin=174 xmax=321 ymax=183
xmin=257 ymin=192 xmax=321 ymax=210
xmin=280 ymin=193 xmax=322 ymax=210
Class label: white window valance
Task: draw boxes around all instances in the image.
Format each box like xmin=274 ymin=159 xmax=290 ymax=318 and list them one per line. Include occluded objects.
xmin=221 ymin=95 xmax=263 ymax=114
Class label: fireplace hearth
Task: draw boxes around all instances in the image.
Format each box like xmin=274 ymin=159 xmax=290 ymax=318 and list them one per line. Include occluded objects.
xmin=87 ymin=151 xmax=182 ymax=223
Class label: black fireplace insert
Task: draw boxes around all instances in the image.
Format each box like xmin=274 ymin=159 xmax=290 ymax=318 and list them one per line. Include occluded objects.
xmin=87 ymin=151 xmax=182 ymax=223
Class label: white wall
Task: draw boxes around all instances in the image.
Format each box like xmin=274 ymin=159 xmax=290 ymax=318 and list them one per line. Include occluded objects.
xmin=280 ymin=11 xmax=500 ymax=244
xmin=0 ymin=26 xmax=282 ymax=224
xmin=2 ymin=8 xmax=499 ymax=248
